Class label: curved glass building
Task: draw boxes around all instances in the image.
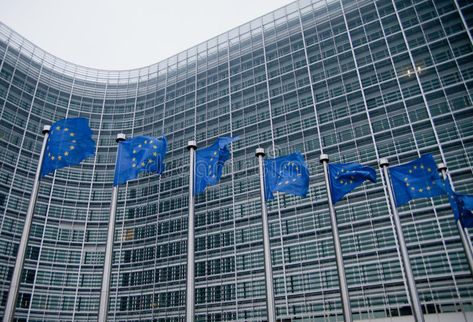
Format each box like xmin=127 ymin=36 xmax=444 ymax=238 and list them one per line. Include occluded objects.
xmin=1 ymin=0 xmax=473 ymax=321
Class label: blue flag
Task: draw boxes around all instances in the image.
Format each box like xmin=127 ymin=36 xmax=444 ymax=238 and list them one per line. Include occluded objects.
xmin=329 ymin=163 xmax=376 ymax=204
xmin=195 ymin=137 xmax=238 ymax=194
xmin=389 ymin=154 xmax=445 ymax=206
xmin=264 ymin=152 xmax=310 ymax=201
xmin=41 ymin=118 xmax=96 ymax=177
xmin=114 ymin=136 xmax=167 ymax=186
xmin=445 ymin=179 xmax=473 ymax=228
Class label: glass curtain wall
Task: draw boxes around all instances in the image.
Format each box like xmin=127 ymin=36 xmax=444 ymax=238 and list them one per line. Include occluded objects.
xmin=0 ymin=0 xmax=472 ymax=321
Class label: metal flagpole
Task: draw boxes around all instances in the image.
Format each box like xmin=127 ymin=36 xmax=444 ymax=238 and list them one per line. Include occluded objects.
xmin=3 ymin=125 xmax=50 ymax=322
xmin=319 ymin=154 xmax=352 ymax=322
xmin=379 ymin=158 xmax=425 ymax=322
xmin=255 ymin=148 xmax=276 ymax=322
xmin=186 ymin=140 xmax=197 ymax=322
xmin=437 ymin=163 xmax=473 ymax=276
xmin=98 ymin=133 xmax=126 ymax=322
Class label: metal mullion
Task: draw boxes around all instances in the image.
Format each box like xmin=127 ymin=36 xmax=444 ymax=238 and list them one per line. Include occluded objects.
xmin=150 ymin=62 xmax=168 ymax=320
xmin=297 ymin=2 xmax=357 ymax=319
xmin=452 ymin=0 xmax=473 ymax=46
xmin=272 ymin=10 xmax=306 ymax=320
xmin=111 ymin=71 xmax=141 ymax=321
xmin=338 ymin=1 xmax=409 ymax=317
xmin=71 ymin=73 xmax=108 ymax=320
xmin=161 ymin=59 xmax=179 ymax=320
xmin=27 ymin=70 xmax=77 ymax=321
xmin=0 ymin=51 xmax=43 ymax=238
xmin=432 ymin=13 xmax=473 ymax=169
xmin=370 ymin=3 xmax=448 ymax=311
xmin=383 ymin=0 xmax=468 ymax=308
xmin=391 ymin=0 xmax=473 ymax=282
xmin=260 ymin=16 xmax=294 ymax=320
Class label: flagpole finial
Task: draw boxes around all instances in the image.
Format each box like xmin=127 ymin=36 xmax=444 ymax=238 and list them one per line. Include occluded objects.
xmin=319 ymin=154 xmax=329 ymax=163
xmin=437 ymin=163 xmax=447 ymax=172
xmin=379 ymin=158 xmax=389 ymax=167
xmin=42 ymin=125 xmax=51 ymax=134
xmin=255 ymin=148 xmax=265 ymax=157
xmin=187 ymin=140 xmax=197 ymax=150
xmin=116 ymin=133 xmax=126 ymax=143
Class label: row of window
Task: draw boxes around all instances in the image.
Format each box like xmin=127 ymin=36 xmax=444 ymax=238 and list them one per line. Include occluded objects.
xmin=1 ymin=0 xmax=472 ymax=320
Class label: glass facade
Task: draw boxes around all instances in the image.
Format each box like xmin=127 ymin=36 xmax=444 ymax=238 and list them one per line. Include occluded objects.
xmin=0 ymin=0 xmax=473 ymax=320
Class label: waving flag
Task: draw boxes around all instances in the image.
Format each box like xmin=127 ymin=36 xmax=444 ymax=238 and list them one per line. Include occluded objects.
xmin=445 ymin=178 xmax=473 ymax=228
xmin=264 ymin=152 xmax=310 ymax=201
xmin=329 ymin=163 xmax=376 ymax=204
xmin=41 ymin=118 xmax=95 ymax=177
xmin=389 ymin=154 xmax=445 ymax=206
xmin=195 ymin=136 xmax=238 ymax=194
xmin=114 ymin=136 xmax=167 ymax=186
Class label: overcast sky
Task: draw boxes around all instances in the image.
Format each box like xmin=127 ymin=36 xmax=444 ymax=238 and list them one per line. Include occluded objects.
xmin=1 ymin=0 xmax=294 ymax=70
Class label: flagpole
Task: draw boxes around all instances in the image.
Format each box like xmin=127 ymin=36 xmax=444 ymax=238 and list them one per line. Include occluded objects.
xmin=255 ymin=148 xmax=276 ymax=322
xmin=3 ymin=125 xmax=50 ymax=322
xmin=186 ymin=140 xmax=197 ymax=322
xmin=379 ymin=158 xmax=425 ymax=322
xmin=319 ymin=154 xmax=352 ymax=322
xmin=98 ymin=133 xmax=126 ymax=322
xmin=437 ymin=163 xmax=473 ymax=276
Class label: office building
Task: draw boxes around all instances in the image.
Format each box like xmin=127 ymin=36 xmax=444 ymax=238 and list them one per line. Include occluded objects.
xmin=0 ymin=0 xmax=473 ymax=320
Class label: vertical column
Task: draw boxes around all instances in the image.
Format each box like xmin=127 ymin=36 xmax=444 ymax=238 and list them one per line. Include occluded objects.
xmin=255 ymin=148 xmax=276 ymax=322
xmin=98 ymin=133 xmax=126 ymax=322
xmin=319 ymin=154 xmax=352 ymax=322
xmin=379 ymin=158 xmax=425 ymax=322
xmin=437 ymin=163 xmax=473 ymax=276
xmin=186 ymin=140 xmax=197 ymax=322
xmin=3 ymin=125 xmax=50 ymax=322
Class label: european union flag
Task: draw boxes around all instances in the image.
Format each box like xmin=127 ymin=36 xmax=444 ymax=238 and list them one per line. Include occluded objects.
xmin=114 ymin=136 xmax=167 ymax=186
xmin=329 ymin=163 xmax=376 ymax=204
xmin=195 ymin=137 xmax=238 ymax=194
xmin=389 ymin=154 xmax=445 ymax=206
xmin=445 ymin=179 xmax=473 ymax=228
xmin=264 ymin=152 xmax=310 ymax=201
xmin=41 ymin=118 xmax=96 ymax=177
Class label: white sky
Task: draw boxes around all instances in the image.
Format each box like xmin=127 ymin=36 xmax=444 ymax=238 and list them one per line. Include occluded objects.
xmin=1 ymin=0 xmax=294 ymax=70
